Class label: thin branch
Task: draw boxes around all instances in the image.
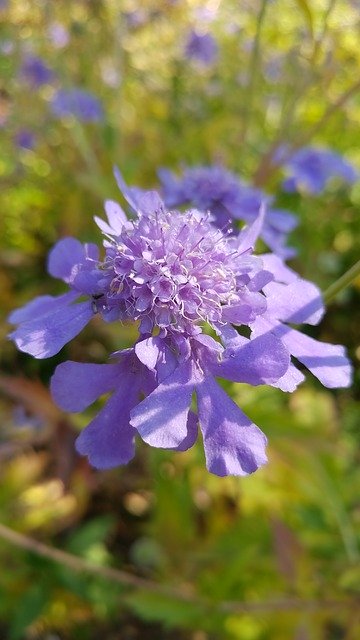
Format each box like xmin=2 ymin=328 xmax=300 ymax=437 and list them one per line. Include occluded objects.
xmin=0 ymin=522 xmax=358 ymax=615
xmin=0 ymin=522 xmax=195 ymax=602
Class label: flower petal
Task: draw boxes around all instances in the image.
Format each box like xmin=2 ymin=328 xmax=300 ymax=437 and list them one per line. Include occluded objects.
xmin=212 ymin=333 xmax=290 ymax=385
xmin=8 ymin=291 xmax=78 ymax=324
xmin=172 ymin=410 xmax=198 ymax=451
xmin=47 ymin=238 xmax=99 ymax=283
xmin=130 ymin=360 xmax=195 ymax=448
xmin=9 ymin=300 xmax=93 ymax=359
xmin=280 ymin=328 xmax=352 ymax=388
xmin=263 ymin=280 xmax=324 ymax=325
xmin=196 ymin=376 xmax=268 ymax=476
xmin=51 ymin=361 xmax=121 ymax=412
xmin=76 ymin=387 xmax=138 ymax=469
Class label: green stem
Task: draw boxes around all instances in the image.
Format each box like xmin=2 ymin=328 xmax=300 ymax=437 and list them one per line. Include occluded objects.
xmin=239 ymin=0 xmax=268 ymax=146
xmin=323 ymin=259 xmax=360 ymax=304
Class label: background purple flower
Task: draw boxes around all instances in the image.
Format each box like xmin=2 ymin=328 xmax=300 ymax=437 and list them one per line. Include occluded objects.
xmin=185 ymin=30 xmax=218 ymax=65
xmin=14 ymin=129 xmax=36 ymax=150
xmin=51 ymin=89 xmax=104 ymax=123
xmin=20 ymin=54 xmax=54 ymax=87
xmin=158 ymin=165 xmax=298 ymax=258
xmin=281 ymin=146 xmax=358 ymax=194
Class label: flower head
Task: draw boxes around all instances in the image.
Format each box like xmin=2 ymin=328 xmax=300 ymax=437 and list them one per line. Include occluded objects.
xmin=159 ymin=165 xmax=298 ymax=258
xmin=185 ymin=30 xmax=218 ymax=66
xmin=281 ymin=146 xmax=357 ymax=194
xmin=20 ymin=54 xmax=54 ymax=87
xmin=51 ymin=89 xmax=104 ymax=123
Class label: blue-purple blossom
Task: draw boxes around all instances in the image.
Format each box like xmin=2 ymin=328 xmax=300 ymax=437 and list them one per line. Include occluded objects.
xmin=185 ymin=30 xmax=218 ymax=65
xmin=47 ymin=22 xmax=69 ymax=49
xmin=158 ymin=165 xmax=298 ymax=259
xmin=51 ymin=89 xmax=104 ymax=123
xmin=20 ymin=55 xmax=54 ymax=87
xmin=280 ymin=146 xmax=357 ymax=194
xmin=14 ymin=129 xmax=36 ymax=150
xmin=8 ymin=172 xmax=352 ymax=477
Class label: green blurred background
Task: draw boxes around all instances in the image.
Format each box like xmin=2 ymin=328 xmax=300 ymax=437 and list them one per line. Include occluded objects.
xmin=0 ymin=1 xmax=359 ymax=638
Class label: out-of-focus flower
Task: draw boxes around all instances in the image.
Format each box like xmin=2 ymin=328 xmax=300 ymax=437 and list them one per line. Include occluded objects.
xmin=158 ymin=165 xmax=298 ymax=258
xmin=123 ymin=9 xmax=148 ymax=29
xmin=185 ymin=30 xmax=218 ymax=65
xmin=100 ymin=60 xmax=121 ymax=88
xmin=47 ymin=22 xmax=69 ymax=49
xmin=9 ymin=172 xmax=352 ymax=477
xmin=51 ymin=89 xmax=104 ymax=122
xmin=14 ymin=129 xmax=36 ymax=150
xmin=20 ymin=54 xmax=55 ymax=87
xmin=280 ymin=146 xmax=358 ymax=194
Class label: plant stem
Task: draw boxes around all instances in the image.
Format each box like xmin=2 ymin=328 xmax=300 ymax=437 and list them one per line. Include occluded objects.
xmin=323 ymin=259 xmax=360 ymax=303
xmin=239 ymin=0 xmax=268 ymax=146
xmin=0 ymin=521 xmax=358 ymax=613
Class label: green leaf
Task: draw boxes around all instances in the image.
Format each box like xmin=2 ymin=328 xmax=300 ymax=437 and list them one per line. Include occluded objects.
xmin=66 ymin=516 xmax=115 ymax=556
xmin=9 ymin=584 xmax=48 ymax=640
xmin=124 ymin=591 xmax=205 ymax=630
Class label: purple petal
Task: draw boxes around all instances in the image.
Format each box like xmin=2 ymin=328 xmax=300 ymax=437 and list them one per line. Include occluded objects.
xmin=212 ymin=334 xmax=290 ymax=385
xmin=130 ymin=360 xmax=195 ymax=448
xmin=261 ymin=254 xmax=298 ymax=284
xmin=263 ymin=280 xmax=324 ymax=325
xmin=280 ymin=328 xmax=352 ymax=388
xmin=94 ymin=200 xmax=128 ymax=236
xmin=76 ymin=387 xmax=138 ymax=469
xmin=137 ymin=191 xmax=164 ymax=216
xmin=48 ymin=238 xmax=99 ymax=284
xmin=8 ymin=291 xmax=78 ymax=324
xmin=135 ymin=337 xmax=161 ymax=370
xmin=236 ymin=204 xmax=266 ymax=252
xmin=171 ymin=410 xmax=198 ymax=451
xmin=9 ymin=300 xmax=93 ymax=359
xmin=272 ymin=362 xmax=305 ymax=392
xmin=196 ymin=376 xmax=268 ymax=476
xmin=51 ymin=361 xmax=121 ymax=412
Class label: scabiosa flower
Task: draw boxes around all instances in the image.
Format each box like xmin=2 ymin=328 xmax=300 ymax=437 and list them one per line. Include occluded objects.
xmin=158 ymin=165 xmax=298 ymax=259
xmin=281 ymin=146 xmax=357 ymax=194
xmin=8 ymin=171 xmax=352 ymax=477
xmin=51 ymin=89 xmax=104 ymax=123
xmin=20 ymin=54 xmax=54 ymax=87
xmin=9 ymin=174 xmax=292 ymax=476
xmin=185 ymin=30 xmax=218 ymax=66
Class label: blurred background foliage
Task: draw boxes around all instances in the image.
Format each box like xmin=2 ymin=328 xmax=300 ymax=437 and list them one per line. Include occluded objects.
xmin=0 ymin=0 xmax=360 ymax=638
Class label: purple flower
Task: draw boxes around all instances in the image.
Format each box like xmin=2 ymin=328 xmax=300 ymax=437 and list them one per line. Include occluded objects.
xmin=9 ymin=172 xmax=352 ymax=477
xmin=158 ymin=165 xmax=298 ymax=259
xmin=47 ymin=22 xmax=69 ymax=49
xmin=14 ymin=129 xmax=36 ymax=150
xmin=51 ymin=89 xmax=104 ymax=123
xmin=20 ymin=55 xmax=54 ymax=87
xmin=281 ymin=146 xmax=357 ymax=194
xmin=185 ymin=30 xmax=218 ymax=66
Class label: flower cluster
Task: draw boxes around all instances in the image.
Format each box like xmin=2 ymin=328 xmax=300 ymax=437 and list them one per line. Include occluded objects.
xmin=8 ymin=171 xmax=352 ymax=477
xmin=159 ymin=165 xmax=298 ymax=258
